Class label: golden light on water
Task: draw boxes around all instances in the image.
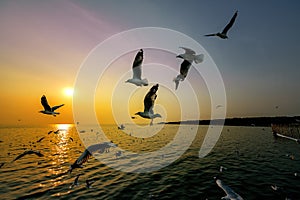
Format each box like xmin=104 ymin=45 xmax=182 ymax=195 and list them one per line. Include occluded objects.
xmin=55 ymin=124 xmax=73 ymax=131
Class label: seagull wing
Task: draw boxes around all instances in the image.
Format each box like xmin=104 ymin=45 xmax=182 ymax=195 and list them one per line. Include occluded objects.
xmin=204 ymin=33 xmax=218 ymax=37
xmin=216 ymin=179 xmax=244 ymax=200
xmin=37 ymin=137 xmax=45 ymax=143
xmin=180 ymin=60 xmax=192 ymax=79
xmin=12 ymin=150 xmax=43 ymax=162
xmin=74 ymin=149 xmax=92 ymax=166
xmin=51 ymin=104 xmax=64 ymax=111
xmin=32 ymin=150 xmax=44 ymax=157
xmin=132 ymin=65 xmax=142 ymax=80
xmin=41 ymin=95 xmax=51 ymax=111
xmin=12 ymin=151 xmax=28 ymax=162
xmin=180 ymin=47 xmax=196 ymax=55
xmin=132 ymin=49 xmax=143 ymax=79
xmin=222 ymin=11 xmax=238 ymax=35
xmin=144 ymin=84 xmax=159 ymax=114
xmin=74 ymin=174 xmax=81 ymax=184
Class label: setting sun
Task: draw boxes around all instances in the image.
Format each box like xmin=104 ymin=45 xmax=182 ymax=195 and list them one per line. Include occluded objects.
xmin=64 ymin=88 xmax=74 ymax=97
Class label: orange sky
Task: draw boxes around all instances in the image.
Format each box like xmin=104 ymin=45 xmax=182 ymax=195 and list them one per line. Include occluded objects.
xmin=1 ymin=1 xmax=299 ymax=126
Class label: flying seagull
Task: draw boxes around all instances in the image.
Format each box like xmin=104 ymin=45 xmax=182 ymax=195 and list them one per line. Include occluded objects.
xmin=68 ymin=141 xmax=117 ymax=173
xmin=86 ymin=179 xmax=95 ymax=188
xmin=219 ymin=165 xmax=227 ymax=172
xmin=125 ymin=49 xmax=148 ymax=86
xmin=215 ymin=177 xmax=244 ymax=200
xmin=12 ymin=150 xmax=44 ymax=162
xmin=118 ymin=124 xmax=125 ymax=130
xmin=205 ymin=11 xmax=238 ymax=39
xmin=135 ymin=84 xmax=162 ymax=126
xmin=36 ymin=137 xmax=45 ymax=143
xmin=174 ymin=47 xmax=204 ymax=90
xmin=39 ymin=95 xmax=64 ymax=117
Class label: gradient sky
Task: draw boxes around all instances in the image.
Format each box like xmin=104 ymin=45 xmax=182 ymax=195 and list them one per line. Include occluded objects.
xmin=1 ymin=0 xmax=300 ymax=125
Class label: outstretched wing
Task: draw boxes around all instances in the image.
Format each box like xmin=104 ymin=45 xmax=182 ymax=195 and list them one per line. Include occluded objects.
xmin=144 ymin=84 xmax=159 ymax=114
xmin=204 ymin=33 xmax=217 ymax=37
xmin=32 ymin=150 xmax=44 ymax=157
xmin=222 ymin=11 xmax=238 ymax=34
xmin=74 ymin=149 xmax=92 ymax=166
xmin=216 ymin=179 xmax=244 ymax=200
xmin=180 ymin=47 xmax=195 ymax=55
xmin=52 ymin=104 xmax=64 ymax=111
xmin=180 ymin=60 xmax=192 ymax=79
xmin=132 ymin=49 xmax=143 ymax=79
xmin=12 ymin=151 xmax=27 ymax=162
xmin=41 ymin=95 xmax=51 ymax=111
xmin=71 ymin=142 xmax=116 ymax=170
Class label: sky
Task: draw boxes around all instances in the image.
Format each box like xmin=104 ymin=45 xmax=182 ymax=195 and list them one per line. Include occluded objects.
xmin=1 ymin=0 xmax=300 ymax=125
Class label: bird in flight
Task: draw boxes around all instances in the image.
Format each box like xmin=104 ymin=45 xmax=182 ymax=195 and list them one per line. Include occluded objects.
xmin=36 ymin=137 xmax=45 ymax=143
xmin=118 ymin=124 xmax=125 ymax=130
xmin=174 ymin=47 xmax=204 ymax=90
xmin=39 ymin=95 xmax=64 ymax=117
xmin=68 ymin=141 xmax=117 ymax=173
xmin=135 ymin=84 xmax=162 ymax=125
xmin=12 ymin=150 xmax=44 ymax=162
xmin=86 ymin=179 xmax=95 ymax=188
xmin=215 ymin=177 xmax=244 ymax=200
xmin=205 ymin=11 xmax=238 ymax=39
xmin=126 ymin=49 xmax=148 ymax=86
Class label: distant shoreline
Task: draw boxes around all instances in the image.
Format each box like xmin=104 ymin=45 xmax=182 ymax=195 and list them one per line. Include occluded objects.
xmin=163 ymin=116 xmax=300 ymax=127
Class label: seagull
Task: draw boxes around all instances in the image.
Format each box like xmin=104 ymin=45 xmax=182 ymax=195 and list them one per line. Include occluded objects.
xmin=86 ymin=179 xmax=95 ymax=188
xmin=36 ymin=137 xmax=45 ymax=143
xmin=125 ymin=49 xmax=148 ymax=86
xmin=47 ymin=130 xmax=53 ymax=135
xmin=174 ymin=47 xmax=204 ymax=90
xmin=12 ymin=150 xmax=44 ymax=162
xmin=68 ymin=141 xmax=117 ymax=173
xmin=0 ymin=163 xmax=5 ymax=168
xmin=135 ymin=84 xmax=162 ymax=126
xmin=220 ymin=166 xmax=227 ymax=172
xmin=70 ymin=174 xmax=83 ymax=189
xmin=39 ymin=95 xmax=64 ymax=117
xmin=118 ymin=124 xmax=125 ymax=130
xmin=205 ymin=11 xmax=238 ymax=39
xmin=271 ymin=185 xmax=280 ymax=191
xmin=215 ymin=177 xmax=244 ymax=200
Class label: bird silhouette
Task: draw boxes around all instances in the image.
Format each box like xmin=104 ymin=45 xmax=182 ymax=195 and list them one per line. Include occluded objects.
xmin=205 ymin=11 xmax=238 ymax=39
xmin=39 ymin=95 xmax=64 ymax=116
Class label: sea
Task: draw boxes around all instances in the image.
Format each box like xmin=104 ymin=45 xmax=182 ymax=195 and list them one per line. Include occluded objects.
xmin=0 ymin=124 xmax=299 ymax=200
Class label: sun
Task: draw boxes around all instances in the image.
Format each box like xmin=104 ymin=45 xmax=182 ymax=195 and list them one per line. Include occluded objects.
xmin=64 ymin=87 xmax=74 ymax=97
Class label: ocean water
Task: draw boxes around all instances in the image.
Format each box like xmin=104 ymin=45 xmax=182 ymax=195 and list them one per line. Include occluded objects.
xmin=0 ymin=124 xmax=299 ymax=200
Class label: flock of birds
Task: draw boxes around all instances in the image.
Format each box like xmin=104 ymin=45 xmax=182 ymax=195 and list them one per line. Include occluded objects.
xmin=2 ymin=10 xmax=242 ymax=198
xmin=38 ymin=10 xmax=239 ymax=127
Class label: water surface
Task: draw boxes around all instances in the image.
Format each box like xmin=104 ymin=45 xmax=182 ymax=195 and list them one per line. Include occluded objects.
xmin=0 ymin=125 xmax=299 ymax=199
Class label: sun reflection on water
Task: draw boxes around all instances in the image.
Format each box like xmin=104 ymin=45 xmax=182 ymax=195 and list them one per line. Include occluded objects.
xmin=48 ymin=124 xmax=74 ymax=176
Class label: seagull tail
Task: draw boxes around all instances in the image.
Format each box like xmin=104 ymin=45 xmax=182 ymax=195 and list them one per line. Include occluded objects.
xmin=173 ymin=75 xmax=182 ymax=90
xmin=142 ymin=78 xmax=148 ymax=86
xmin=194 ymin=54 xmax=204 ymax=64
